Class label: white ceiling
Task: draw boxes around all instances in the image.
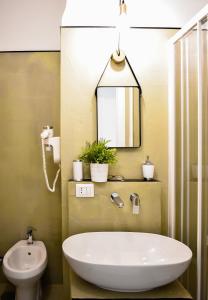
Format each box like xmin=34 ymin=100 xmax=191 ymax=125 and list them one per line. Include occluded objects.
xmin=0 ymin=0 xmax=207 ymax=51
xmin=62 ymin=0 xmax=208 ymax=27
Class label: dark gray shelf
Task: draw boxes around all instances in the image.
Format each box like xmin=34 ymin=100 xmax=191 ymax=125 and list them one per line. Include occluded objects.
xmin=68 ymin=179 xmax=159 ymax=182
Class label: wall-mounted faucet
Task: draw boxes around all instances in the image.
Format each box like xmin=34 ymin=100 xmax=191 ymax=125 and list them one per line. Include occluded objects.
xmin=111 ymin=193 xmax=124 ymax=208
xmin=130 ymin=193 xmax=140 ymax=214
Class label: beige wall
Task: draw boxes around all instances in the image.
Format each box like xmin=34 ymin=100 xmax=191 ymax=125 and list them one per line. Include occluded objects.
xmin=61 ymin=27 xmax=177 ymax=237
xmin=0 ymin=52 xmax=62 ymax=285
xmin=61 ymin=27 xmax=177 ymax=298
xmin=68 ymin=181 xmax=162 ymax=235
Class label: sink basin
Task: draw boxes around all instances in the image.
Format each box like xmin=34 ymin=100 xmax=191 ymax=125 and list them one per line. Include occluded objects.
xmin=62 ymin=232 xmax=192 ymax=292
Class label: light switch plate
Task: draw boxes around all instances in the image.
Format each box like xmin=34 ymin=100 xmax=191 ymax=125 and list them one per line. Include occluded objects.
xmin=75 ymin=183 xmax=94 ymax=197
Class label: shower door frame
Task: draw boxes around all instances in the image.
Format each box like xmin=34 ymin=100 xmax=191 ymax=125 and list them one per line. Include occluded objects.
xmin=168 ymin=4 xmax=208 ymax=300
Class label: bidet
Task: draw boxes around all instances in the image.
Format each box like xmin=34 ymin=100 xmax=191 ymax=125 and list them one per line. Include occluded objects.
xmin=3 ymin=240 xmax=47 ymax=300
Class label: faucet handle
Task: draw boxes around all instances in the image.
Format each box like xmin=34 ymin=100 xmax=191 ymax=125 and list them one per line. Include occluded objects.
xmin=130 ymin=193 xmax=140 ymax=214
xmin=130 ymin=193 xmax=139 ymax=203
xmin=26 ymin=226 xmax=37 ymax=235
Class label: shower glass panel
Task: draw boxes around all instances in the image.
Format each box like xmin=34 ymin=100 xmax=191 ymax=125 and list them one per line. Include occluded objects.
xmin=175 ymin=40 xmax=182 ymax=243
xmin=186 ymin=27 xmax=198 ymax=300
xmin=202 ymin=16 xmax=208 ymax=300
xmin=169 ymin=6 xmax=208 ymax=299
xmin=175 ymin=27 xmax=198 ymax=300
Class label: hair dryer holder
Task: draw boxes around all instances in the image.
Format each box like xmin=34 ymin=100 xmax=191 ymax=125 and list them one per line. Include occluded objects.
xmin=45 ymin=136 xmax=60 ymax=164
xmin=41 ymin=126 xmax=60 ymax=164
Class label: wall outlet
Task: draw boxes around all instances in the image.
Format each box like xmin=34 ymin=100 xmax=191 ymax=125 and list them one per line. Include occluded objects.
xmin=75 ymin=183 xmax=94 ymax=197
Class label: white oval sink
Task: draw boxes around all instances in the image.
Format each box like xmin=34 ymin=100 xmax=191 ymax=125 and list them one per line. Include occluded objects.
xmin=62 ymin=232 xmax=192 ymax=292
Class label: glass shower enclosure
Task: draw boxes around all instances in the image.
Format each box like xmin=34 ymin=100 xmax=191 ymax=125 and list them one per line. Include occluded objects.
xmin=168 ymin=4 xmax=208 ymax=300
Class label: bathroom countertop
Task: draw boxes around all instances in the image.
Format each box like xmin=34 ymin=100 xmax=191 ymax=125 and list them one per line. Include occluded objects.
xmin=70 ymin=271 xmax=192 ymax=299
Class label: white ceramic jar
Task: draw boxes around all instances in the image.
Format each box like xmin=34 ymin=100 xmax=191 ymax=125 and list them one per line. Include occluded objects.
xmin=142 ymin=156 xmax=154 ymax=180
xmin=73 ymin=160 xmax=83 ymax=181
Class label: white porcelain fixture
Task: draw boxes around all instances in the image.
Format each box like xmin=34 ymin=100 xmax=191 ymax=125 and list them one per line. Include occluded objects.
xmin=3 ymin=240 xmax=47 ymax=300
xmin=63 ymin=232 xmax=192 ymax=292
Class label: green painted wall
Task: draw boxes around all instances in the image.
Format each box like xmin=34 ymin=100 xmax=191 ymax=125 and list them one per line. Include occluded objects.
xmin=0 ymin=52 xmax=62 ymax=285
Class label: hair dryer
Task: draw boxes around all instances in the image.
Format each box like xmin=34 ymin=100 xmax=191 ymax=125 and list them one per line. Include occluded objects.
xmin=40 ymin=126 xmax=61 ymax=192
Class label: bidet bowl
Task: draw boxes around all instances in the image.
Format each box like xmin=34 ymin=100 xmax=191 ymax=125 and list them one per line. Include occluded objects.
xmin=3 ymin=240 xmax=47 ymax=284
xmin=62 ymin=232 xmax=192 ymax=292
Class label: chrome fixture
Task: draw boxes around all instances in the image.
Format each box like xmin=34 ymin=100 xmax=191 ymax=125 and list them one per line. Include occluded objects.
xmin=130 ymin=193 xmax=140 ymax=214
xmin=111 ymin=192 xmax=124 ymax=208
xmin=26 ymin=227 xmax=36 ymax=245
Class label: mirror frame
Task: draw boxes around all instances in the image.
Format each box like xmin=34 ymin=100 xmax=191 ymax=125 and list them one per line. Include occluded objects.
xmin=95 ymin=52 xmax=142 ymax=148
xmin=95 ymin=85 xmax=142 ymax=148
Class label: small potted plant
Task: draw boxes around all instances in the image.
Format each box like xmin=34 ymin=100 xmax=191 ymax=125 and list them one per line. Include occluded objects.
xmin=79 ymin=139 xmax=117 ymax=182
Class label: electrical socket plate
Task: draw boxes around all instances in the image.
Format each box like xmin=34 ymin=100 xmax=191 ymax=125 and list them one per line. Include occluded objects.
xmin=76 ymin=183 xmax=94 ymax=197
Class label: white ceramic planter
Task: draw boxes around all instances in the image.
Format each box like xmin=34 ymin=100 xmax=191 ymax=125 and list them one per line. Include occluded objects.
xmin=90 ymin=163 xmax=108 ymax=182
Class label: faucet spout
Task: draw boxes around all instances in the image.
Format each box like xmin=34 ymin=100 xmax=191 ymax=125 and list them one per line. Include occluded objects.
xmin=111 ymin=193 xmax=124 ymax=208
xmin=26 ymin=226 xmax=36 ymax=245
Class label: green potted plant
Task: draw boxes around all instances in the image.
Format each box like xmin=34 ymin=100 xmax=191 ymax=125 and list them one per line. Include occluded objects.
xmin=79 ymin=139 xmax=117 ymax=182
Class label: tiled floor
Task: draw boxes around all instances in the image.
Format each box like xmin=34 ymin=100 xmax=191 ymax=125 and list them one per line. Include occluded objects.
xmin=0 ymin=284 xmax=64 ymax=300
xmin=42 ymin=284 xmax=64 ymax=300
xmin=0 ymin=283 xmax=14 ymax=299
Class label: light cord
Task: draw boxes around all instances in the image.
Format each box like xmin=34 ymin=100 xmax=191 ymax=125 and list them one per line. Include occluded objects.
xmin=117 ymin=32 xmax=121 ymax=55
